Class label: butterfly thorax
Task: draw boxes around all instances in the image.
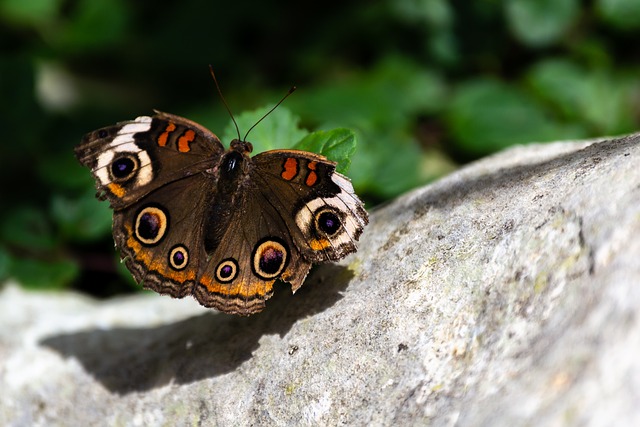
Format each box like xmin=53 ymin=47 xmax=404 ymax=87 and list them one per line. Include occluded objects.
xmin=203 ymin=143 xmax=254 ymax=255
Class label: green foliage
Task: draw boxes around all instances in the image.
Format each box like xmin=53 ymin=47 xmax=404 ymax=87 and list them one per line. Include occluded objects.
xmin=50 ymin=191 xmax=113 ymax=242
xmin=506 ymin=0 xmax=580 ymax=47
xmin=525 ymin=59 xmax=639 ymax=135
xmin=294 ymin=129 xmax=356 ymax=174
xmin=446 ymin=79 xmax=584 ymax=155
xmin=1 ymin=0 xmax=639 ymax=295
xmin=221 ymin=107 xmax=309 ymax=153
xmin=596 ymin=0 xmax=640 ymax=30
xmin=2 ymin=208 xmax=57 ymax=253
xmin=287 ymin=57 xmax=447 ymax=197
xmin=0 ymin=0 xmax=60 ymax=27
xmin=222 ymin=105 xmax=357 ymax=173
xmin=1 ymin=207 xmax=81 ymax=289
xmin=9 ymin=257 xmax=79 ymax=290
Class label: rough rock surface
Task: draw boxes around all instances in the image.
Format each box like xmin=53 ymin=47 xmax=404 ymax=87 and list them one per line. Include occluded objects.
xmin=1 ymin=134 xmax=639 ymax=426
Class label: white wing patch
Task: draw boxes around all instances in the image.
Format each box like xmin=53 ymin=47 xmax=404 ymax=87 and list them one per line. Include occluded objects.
xmin=95 ymin=116 xmax=153 ymax=188
xmin=295 ymin=172 xmax=367 ymax=255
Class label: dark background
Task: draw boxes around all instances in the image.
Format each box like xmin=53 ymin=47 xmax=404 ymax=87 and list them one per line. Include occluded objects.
xmin=1 ymin=0 xmax=639 ymax=295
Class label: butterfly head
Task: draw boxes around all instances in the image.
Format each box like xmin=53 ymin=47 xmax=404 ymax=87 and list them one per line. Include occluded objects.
xmin=230 ymin=138 xmax=253 ymax=155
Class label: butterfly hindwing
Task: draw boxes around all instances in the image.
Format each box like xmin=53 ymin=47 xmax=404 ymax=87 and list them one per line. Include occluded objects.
xmin=194 ymin=178 xmax=311 ymax=315
xmin=112 ymin=174 xmax=212 ymax=298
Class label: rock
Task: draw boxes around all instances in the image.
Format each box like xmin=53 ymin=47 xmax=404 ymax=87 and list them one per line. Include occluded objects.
xmin=1 ymin=134 xmax=640 ymax=426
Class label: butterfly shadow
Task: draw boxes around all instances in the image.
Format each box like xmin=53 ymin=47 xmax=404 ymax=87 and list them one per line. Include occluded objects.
xmin=39 ymin=264 xmax=353 ymax=395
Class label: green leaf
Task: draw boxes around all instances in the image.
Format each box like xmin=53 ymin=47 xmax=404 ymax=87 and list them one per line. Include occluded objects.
xmin=286 ymin=57 xmax=446 ymax=199
xmin=0 ymin=0 xmax=60 ymax=27
xmin=38 ymin=151 xmax=94 ymax=191
xmin=446 ymin=79 xmax=584 ymax=155
xmin=221 ymin=107 xmax=359 ymax=175
xmin=50 ymin=191 xmax=113 ymax=242
xmin=391 ymin=0 xmax=453 ymax=27
xmin=597 ymin=0 xmax=640 ymax=30
xmin=505 ymin=0 xmax=579 ymax=47
xmin=350 ymin=129 xmax=424 ymax=199
xmin=293 ymin=129 xmax=357 ymax=174
xmin=289 ymin=57 xmax=446 ymax=129
xmin=221 ymin=107 xmax=309 ymax=154
xmin=8 ymin=256 xmax=79 ymax=290
xmin=1 ymin=207 xmax=56 ymax=252
xmin=526 ymin=59 xmax=638 ymax=134
xmin=525 ymin=59 xmax=586 ymax=121
xmin=0 ymin=245 xmax=11 ymax=281
xmin=55 ymin=0 xmax=129 ymax=51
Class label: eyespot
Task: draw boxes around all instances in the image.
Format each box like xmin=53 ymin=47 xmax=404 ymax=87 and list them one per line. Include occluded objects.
xmin=94 ymin=118 xmax=153 ymax=188
xmin=315 ymin=209 xmax=343 ymax=236
xmin=110 ymin=154 xmax=139 ymax=181
xmin=216 ymin=258 xmax=239 ymax=283
xmin=296 ymin=198 xmax=350 ymax=240
xmin=134 ymin=206 xmax=169 ymax=245
xmin=252 ymin=238 xmax=288 ymax=280
xmin=168 ymin=245 xmax=189 ymax=270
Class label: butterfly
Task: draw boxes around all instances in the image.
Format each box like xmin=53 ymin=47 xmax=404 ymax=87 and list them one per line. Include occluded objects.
xmin=75 ymin=103 xmax=368 ymax=315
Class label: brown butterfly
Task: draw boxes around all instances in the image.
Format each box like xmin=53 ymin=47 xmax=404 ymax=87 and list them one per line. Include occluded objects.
xmin=75 ymin=92 xmax=368 ymax=315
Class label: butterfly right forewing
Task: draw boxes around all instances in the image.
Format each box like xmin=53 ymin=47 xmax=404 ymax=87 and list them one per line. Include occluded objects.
xmin=251 ymin=150 xmax=369 ymax=264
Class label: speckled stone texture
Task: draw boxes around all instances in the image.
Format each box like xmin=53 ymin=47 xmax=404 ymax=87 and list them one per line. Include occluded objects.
xmin=1 ymin=133 xmax=639 ymax=426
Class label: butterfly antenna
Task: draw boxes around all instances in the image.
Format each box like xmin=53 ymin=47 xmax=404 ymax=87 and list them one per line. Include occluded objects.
xmin=242 ymin=86 xmax=297 ymax=142
xmin=209 ymin=65 xmax=241 ymax=141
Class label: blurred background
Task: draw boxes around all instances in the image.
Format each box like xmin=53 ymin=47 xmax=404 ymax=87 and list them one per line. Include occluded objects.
xmin=1 ymin=0 xmax=639 ymax=297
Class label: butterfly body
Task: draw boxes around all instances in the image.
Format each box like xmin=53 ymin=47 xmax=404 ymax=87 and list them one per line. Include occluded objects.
xmin=75 ymin=111 xmax=368 ymax=315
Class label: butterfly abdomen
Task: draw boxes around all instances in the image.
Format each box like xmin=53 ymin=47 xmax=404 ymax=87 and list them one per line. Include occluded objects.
xmin=203 ymin=149 xmax=252 ymax=255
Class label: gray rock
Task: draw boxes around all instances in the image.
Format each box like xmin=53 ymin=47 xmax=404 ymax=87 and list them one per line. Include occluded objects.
xmin=1 ymin=134 xmax=639 ymax=426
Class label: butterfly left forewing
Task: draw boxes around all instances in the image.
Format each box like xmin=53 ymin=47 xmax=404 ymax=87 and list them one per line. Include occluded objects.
xmin=75 ymin=112 xmax=224 ymax=209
